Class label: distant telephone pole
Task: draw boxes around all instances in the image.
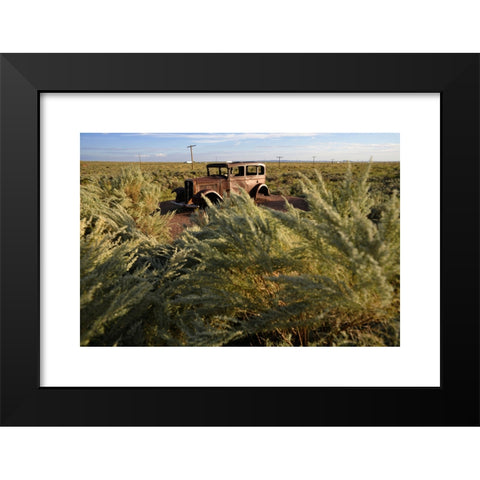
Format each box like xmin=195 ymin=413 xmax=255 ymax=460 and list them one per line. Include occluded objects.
xmin=312 ymin=156 xmax=316 ymax=164
xmin=276 ymin=155 xmax=283 ymax=166
xmin=187 ymin=145 xmax=196 ymax=166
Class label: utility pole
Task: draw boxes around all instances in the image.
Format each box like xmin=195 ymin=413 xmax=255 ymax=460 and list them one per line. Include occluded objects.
xmin=276 ymin=155 xmax=283 ymax=166
xmin=312 ymin=156 xmax=316 ymax=165
xmin=187 ymin=145 xmax=196 ymax=166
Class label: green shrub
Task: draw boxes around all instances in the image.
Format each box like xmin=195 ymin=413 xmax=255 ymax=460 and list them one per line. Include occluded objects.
xmin=266 ymin=163 xmax=400 ymax=346
xmin=80 ymin=217 xmax=153 ymax=345
xmin=81 ymin=166 xmax=173 ymax=244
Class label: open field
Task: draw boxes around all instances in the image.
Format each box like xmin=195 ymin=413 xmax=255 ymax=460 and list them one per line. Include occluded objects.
xmin=80 ymin=161 xmax=400 ymax=347
xmin=81 ymin=160 xmax=399 ymax=198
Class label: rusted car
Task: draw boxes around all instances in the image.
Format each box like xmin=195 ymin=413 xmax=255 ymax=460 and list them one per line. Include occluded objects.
xmin=171 ymin=161 xmax=270 ymax=207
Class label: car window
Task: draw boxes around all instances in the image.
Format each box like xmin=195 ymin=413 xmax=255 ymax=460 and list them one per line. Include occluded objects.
xmin=207 ymin=166 xmax=228 ymax=177
xmin=246 ymin=166 xmax=257 ymax=175
xmin=230 ymin=166 xmax=244 ymax=176
xmin=258 ymin=165 xmax=265 ymax=175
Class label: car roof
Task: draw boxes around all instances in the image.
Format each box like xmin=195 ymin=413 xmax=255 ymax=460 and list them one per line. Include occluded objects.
xmin=206 ymin=161 xmax=265 ymax=167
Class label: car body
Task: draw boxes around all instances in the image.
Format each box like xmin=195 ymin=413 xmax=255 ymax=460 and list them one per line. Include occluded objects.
xmin=172 ymin=162 xmax=270 ymax=207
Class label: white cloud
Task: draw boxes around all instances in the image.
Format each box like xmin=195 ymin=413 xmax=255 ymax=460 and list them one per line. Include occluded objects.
xmin=122 ymin=132 xmax=323 ymax=143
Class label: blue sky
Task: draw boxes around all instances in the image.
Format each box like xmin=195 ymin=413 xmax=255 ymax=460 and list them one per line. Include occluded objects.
xmin=80 ymin=132 xmax=400 ymax=163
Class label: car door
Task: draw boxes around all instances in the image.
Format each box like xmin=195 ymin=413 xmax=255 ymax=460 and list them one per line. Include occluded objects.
xmin=228 ymin=165 xmax=247 ymax=194
xmin=245 ymin=165 xmax=262 ymax=193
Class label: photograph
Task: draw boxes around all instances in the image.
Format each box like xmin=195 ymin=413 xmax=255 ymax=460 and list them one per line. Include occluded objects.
xmin=80 ymin=132 xmax=400 ymax=347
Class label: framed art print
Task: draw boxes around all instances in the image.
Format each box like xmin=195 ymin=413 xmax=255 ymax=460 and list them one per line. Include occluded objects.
xmin=0 ymin=54 xmax=478 ymax=425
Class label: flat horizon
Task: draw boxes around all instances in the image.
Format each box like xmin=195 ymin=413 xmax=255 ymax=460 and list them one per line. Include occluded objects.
xmin=81 ymin=159 xmax=400 ymax=164
xmin=80 ymin=132 xmax=400 ymax=163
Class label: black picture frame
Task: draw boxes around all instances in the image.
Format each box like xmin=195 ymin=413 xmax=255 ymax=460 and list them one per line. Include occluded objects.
xmin=0 ymin=54 xmax=478 ymax=426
